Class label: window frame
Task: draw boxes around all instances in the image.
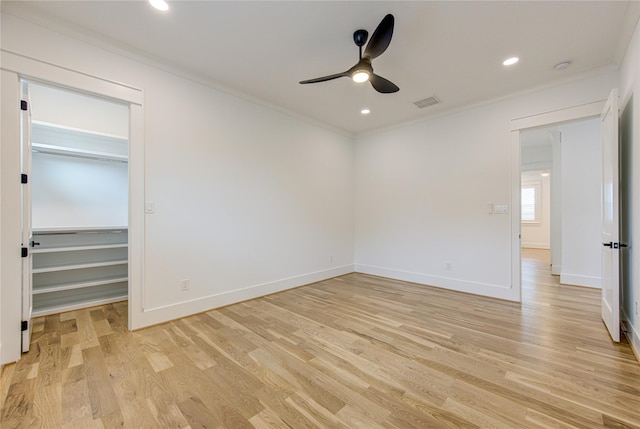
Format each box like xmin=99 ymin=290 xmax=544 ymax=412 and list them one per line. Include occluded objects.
xmin=521 ymin=180 xmax=542 ymax=224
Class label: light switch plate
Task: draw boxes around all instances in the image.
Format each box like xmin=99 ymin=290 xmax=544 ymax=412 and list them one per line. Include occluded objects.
xmin=494 ymin=204 xmax=509 ymax=214
xmin=145 ymin=202 xmax=154 ymax=214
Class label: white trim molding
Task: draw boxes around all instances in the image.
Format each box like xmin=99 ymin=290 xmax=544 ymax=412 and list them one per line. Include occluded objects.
xmin=560 ymin=273 xmax=601 ymax=289
xmin=355 ymin=264 xmax=518 ymax=302
xmin=132 ymin=265 xmax=355 ymax=329
xmin=622 ymin=309 xmax=640 ymax=364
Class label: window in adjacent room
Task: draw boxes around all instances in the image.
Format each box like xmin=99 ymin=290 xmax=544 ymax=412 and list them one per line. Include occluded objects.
xmin=521 ymin=181 xmax=541 ymax=223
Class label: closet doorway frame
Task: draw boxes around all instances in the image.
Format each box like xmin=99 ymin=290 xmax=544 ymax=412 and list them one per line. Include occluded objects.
xmin=1 ymin=51 xmax=144 ymax=364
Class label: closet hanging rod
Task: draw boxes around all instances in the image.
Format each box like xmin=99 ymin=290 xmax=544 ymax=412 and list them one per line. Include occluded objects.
xmin=32 ymin=143 xmax=128 ymax=163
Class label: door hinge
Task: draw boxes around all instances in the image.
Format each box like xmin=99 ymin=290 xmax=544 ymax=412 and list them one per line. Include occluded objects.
xmin=21 ymin=321 xmax=28 ymax=332
xmin=21 ymin=247 xmax=28 ymax=258
xmin=21 ymin=174 xmax=28 ymax=184
xmin=20 ymin=100 xmax=28 ymax=111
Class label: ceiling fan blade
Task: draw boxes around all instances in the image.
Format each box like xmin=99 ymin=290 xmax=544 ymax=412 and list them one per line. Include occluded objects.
xmin=299 ymin=71 xmax=349 ymax=84
xmin=370 ymin=73 xmax=399 ymax=93
xmin=363 ymin=14 xmax=394 ymax=60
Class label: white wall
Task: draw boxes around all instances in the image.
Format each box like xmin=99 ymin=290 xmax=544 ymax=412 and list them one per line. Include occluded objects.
xmin=31 ymin=155 xmax=129 ymax=228
xmin=619 ymin=18 xmax=640 ymax=358
xmin=559 ymin=118 xmax=602 ymax=288
xmin=29 ymin=83 xmax=129 ymax=137
xmin=355 ymin=72 xmax=618 ymax=301
xmin=550 ymin=130 xmax=562 ymax=274
xmin=1 ymin=11 xmax=355 ymax=363
xmin=521 ymin=143 xmax=553 ymax=171
xmin=521 ymin=171 xmax=551 ymax=249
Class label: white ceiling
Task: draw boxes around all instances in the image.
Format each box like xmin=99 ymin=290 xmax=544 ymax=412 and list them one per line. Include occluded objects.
xmin=3 ymin=1 xmax=638 ymax=135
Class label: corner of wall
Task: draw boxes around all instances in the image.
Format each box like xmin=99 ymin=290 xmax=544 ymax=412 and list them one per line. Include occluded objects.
xmin=622 ymin=310 xmax=640 ymax=365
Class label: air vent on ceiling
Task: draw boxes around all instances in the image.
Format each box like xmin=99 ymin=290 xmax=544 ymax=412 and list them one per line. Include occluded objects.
xmin=413 ymin=95 xmax=441 ymax=109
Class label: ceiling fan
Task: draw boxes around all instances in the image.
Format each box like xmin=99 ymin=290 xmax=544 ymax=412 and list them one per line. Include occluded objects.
xmin=299 ymin=14 xmax=399 ymax=94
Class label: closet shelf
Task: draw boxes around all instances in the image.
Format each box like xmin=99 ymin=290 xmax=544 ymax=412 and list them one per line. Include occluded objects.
xmin=32 ymin=243 xmax=128 ymax=254
xmin=32 ymin=142 xmax=128 ymax=162
xmin=33 ymin=259 xmax=128 ymax=274
xmin=33 ymin=276 xmax=128 ymax=295
xmin=32 ymin=294 xmax=128 ymax=318
xmin=33 ymin=226 xmax=127 ymax=233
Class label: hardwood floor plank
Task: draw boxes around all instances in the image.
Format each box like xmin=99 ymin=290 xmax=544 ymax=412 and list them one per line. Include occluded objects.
xmin=60 ymin=377 xmax=92 ymax=426
xmin=248 ymin=407 xmax=291 ymax=429
xmin=0 ymin=364 xmax=17 ymax=410
xmin=177 ymin=395 xmax=222 ymax=429
xmin=110 ymin=376 xmax=160 ymax=427
xmin=82 ymin=347 xmax=120 ymax=420
xmin=31 ymin=383 xmax=62 ymax=428
xmin=3 ymin=249 xmax=640 ymax=428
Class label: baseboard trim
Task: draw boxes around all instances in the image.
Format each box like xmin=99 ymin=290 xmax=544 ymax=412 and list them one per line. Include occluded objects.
xmin=354 ymin=264 xmax=518 ymax=301
xmin=560 ymin=273 xmax=601 ymax=288
xmin=621 ymin=310 xmax=640 ymax=365
xmin=133 ymin=264 xmax=355 ymax=329
xmin=522 ymin=243 xmax=551 ymax=249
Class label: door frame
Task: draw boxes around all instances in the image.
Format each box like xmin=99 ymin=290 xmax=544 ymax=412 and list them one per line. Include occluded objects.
xmin=510 ymin=100 xmax=607 ymax=303
xmin=0 ymin=50 xmax=144 ymax=364
xmin=20 ymin=81 xmax=33 ymax=353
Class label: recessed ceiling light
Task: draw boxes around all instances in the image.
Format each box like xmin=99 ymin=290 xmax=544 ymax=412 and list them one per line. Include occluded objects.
xmin=361 ymin=109 xmax=371 ymax=115
xmin=554 ymin=61 xmax=572 ymax=71
xmin=540 ymin=172 xmax=550 ymax=177
xmin=149 ymin=0 xmax=169 ymax=12
xmin=502 ymin=57 xmax=519 ymax=66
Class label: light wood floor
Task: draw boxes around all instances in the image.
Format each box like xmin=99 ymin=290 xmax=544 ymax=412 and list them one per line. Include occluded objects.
xmin=2 ymin=249 xmax=639 ymax=428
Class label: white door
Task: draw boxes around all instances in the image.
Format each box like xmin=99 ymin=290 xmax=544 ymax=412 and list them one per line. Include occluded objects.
xmin=601 ymin=88 xmax=620 ymax=343
xmin=20 ymin=81 xmax=33 ymax=353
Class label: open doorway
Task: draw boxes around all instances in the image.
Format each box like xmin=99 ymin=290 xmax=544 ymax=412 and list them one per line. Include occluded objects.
xmin=21 ymin=81 xmax=130 ymax=352
xmin=519 ymin=117 xmax=602 ymax=300
xmin=1 ymin=56 xmax=142 ymax=364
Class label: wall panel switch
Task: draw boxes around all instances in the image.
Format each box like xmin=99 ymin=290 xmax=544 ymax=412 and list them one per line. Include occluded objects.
xmin=494 ymin=204 xmax=509 ymax=214
xmin=145 ymin=202 xmax=154 ymax=214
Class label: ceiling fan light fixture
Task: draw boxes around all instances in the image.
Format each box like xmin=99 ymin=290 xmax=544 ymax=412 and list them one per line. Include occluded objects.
xmin=149 ymin=0 xmax=169 ymax=12
xmin=352 ymin=70 xmax=370 ymax=83
xmin=299 ymin=14 xmax=398 ymax=93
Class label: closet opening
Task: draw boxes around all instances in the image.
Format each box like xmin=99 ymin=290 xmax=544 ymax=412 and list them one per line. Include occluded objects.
xmin=22 ymin=81 xmax=130 ymax=349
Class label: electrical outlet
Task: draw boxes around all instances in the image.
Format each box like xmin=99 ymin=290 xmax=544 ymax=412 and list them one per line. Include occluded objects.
xmin=445 ymin=261 xmax=452 ymax=271
xmin=180 ymin=279 xmax=189 ymax=291
xmin=329 ymin=255 xmax=334 ymax=263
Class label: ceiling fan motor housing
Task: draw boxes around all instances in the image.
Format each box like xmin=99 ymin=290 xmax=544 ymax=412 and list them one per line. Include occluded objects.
xmin=353 ymin=29 xmax=369 ymax=48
